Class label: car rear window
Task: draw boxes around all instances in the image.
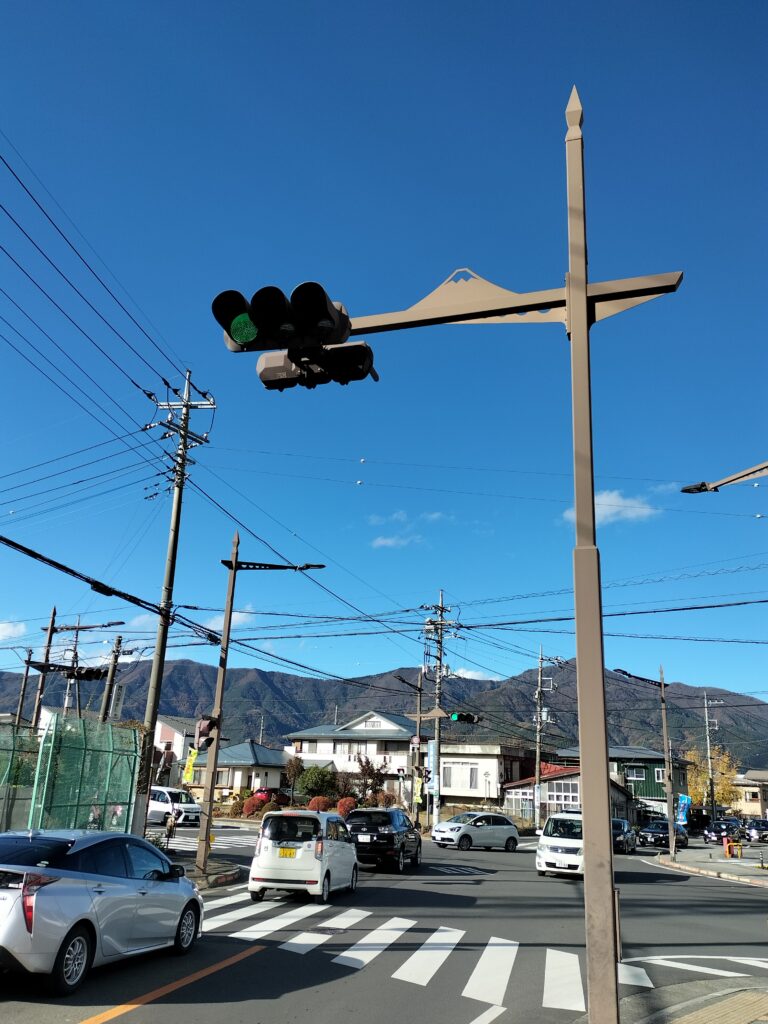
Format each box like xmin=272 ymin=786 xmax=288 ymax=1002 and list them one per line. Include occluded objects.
xmin=543 ymin=818 xmax=582 ymax=840
xmin=0 ymin=836 xmax=74 ymax=867
xmin=262 ymin=815 xmax=320 ymax=841
xmin=347 ymin=812 xmax=392 ymax=828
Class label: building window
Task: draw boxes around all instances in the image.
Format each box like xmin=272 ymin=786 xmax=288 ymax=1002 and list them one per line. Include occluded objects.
xmin=363 ymin=720 xmax=382 ymax=728
xmin=626 ymin=767 xmax=645 ymax=781
xmin=748 ymin=791 xmax=759 ymax=801
xmin=655 ymin=768 xmax=665 ymax=783
xmin=305 ymin=741 xmax=317 ymax=753
xmin=334 ymin=741 xmax=349 ymax=754
xmin=548 ymin=780 xmax=580 ymax=805
xmin=469 ymin=766 xmax=478 ymax=790
xmin=442 ymin=765 xmax=452 ymax=787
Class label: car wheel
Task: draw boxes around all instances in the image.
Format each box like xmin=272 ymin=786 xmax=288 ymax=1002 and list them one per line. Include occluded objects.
xmin=537 ymin=870 xmax=545 ymax=876
xmin=457 ymin=835 xmax=472 ymax=851
xmin=349 ymin=865 xmax=358 ymax=893
xmin=48 ymin=924 xmax=92 ymax=995
xmin=436 ymin=843 xmax=446 ymax=848
xmin=250 ymin=889 xmax=265 ymax=902
xmin=703 ymin=836 xmax=709 ymax=844
xmin=314 ymin=873 xmax=331 ymax=904
xmin=393 ymin=848 xmax=405 ymax=873
xmin=411 ymin=842 xmax=422 ymax=868
xmin=173 ymin=902 xmax=200 ymax=955
xmin=504 ymin=836 xmax=518 ymax=852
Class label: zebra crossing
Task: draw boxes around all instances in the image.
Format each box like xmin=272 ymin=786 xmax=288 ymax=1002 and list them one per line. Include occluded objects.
xmin=151 ymin=829 xmax=258 ymax=852
xmin=201 ymin=886 xmax=768 ymax=1015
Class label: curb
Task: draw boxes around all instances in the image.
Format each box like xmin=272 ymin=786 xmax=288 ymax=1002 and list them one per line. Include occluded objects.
xmin=657 ymin=855 xmax=768 ymax=888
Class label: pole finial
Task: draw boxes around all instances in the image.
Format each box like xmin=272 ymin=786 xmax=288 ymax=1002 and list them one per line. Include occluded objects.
xmin=566 ymin=86 xmax=583 ymax=130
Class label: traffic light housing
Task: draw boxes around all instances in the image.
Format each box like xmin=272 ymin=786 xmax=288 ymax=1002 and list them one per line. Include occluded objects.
xmin=194 ymin=715 xmax=219 ymax=751
xmin=422 ymin=768 xmax=432 ymax=785
xmin=212 ymin=282 xmax=351 ymax=353
xmin=450 ymin=712 xmax=482 ymax=724
xmin=256 ymin=340 xmax=378 ymax=391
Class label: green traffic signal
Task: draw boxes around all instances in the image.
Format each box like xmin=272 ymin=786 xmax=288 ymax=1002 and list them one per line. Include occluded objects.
xmin=229 ymin=313 xmax=258 ymax=345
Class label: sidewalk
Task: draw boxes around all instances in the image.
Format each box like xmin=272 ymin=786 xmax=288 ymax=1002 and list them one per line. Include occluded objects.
xmin=654 ymin=840 xmax=768 ymax=888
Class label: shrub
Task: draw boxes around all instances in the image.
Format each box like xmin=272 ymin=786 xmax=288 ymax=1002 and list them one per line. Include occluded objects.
xmin=363 ymin=793 xmax=379 ymax=808
xmin=336 ymin=797 xmax=357 ymax=818
xmin=262 ymin=800 xmax=281 ymax=813
xmin=243 ymin=795 xmax=266 ymax=818
xmin=230 ymin=797 xmax=245 ymax=818
xmin=308 ymin=795 xmax=332 ymax=812
xmin=377 ymin=791 xmax=396 ymax=808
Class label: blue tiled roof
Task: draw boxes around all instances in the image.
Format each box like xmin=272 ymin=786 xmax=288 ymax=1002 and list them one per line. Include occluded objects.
xmin=195 ymin=741 xmax=288 ymax=768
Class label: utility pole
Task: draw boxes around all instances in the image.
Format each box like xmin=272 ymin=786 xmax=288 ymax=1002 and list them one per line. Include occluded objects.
xmin=63 ymin=617 xmax=81 ymax=718
xmin=534 ymin=648 xmax=555 ymax=829
xmin=14 ymin=649 xmax=33 ymax=727
xmin=704 ymin=693 xmax=722 ymax=825
xmin=659 ymin=666 xmax=676 ymax=860
xmin=31 ymin=607 xmax=56 ymax=729
xmin=258 ymin=713 xmax=264 ymax=746
xmin=99 ymin=635 xmax=123 ymax=723
xmin=132 ymin=370 xmax=215 ymax=835
xmin=423 ymin=591 xmax=452 ymax=827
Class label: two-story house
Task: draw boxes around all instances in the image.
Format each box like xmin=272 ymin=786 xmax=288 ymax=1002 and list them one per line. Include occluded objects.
xmin=189 ymin=740 xmax=288 ymax=801
xmin=439 ymin=742 xmax=535 ymax=808
xmin=731 ymin=769 xmax=768 ymax=819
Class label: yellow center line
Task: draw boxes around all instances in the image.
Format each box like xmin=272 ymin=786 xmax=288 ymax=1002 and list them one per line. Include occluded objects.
xmin=78 ymin=945 xmax=266 ymax=1024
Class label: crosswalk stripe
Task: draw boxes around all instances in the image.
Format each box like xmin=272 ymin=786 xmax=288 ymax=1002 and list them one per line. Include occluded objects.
xmin=230 ymin=902 xmax=327 ymax=942
xmin=205 ymin=900 xmax=282 ymax=930
xmin=466 ymin=1007 xmax=506 ymax=1024
xmin=728 ymin=958 xmax=768 ymax=970
xmin=617 ymin=963 xmax=653 ymax=988
xmin=542 ymin=950 xmax=585 ymax=1012
xmin=280 ymin=910 xmax=373 ymax=954
xmin=205 ymin=891 xmax=250 ymax=912
xmin=639 ymin=958 xmax=747 ymax=978
xmin=332 ymin=917 xmax=416 ymax=969
xmin=462 ymin=937 xmax=518 ymax=1006
xmin=392 ymin=926 xmax=466 ymax=986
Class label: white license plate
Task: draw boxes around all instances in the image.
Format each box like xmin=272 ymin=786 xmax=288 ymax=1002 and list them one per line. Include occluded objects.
xmin=554 ymin=858 xmax=572 ymax=868
xmin=357 ymin=834 xmax=371 ymax=842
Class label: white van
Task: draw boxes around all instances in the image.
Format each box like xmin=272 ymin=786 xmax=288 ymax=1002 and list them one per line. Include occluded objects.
xmin=248 ymin=810 xmax=358 ymax=905
xmin=536 ymin=812 xmax=584 ymax=876
xmin=147 ymin=786 xmax=202 ymax=827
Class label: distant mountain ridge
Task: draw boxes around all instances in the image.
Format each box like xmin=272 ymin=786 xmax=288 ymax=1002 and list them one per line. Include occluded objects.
xmin=2 ymin=658 xmax=766 ymax=769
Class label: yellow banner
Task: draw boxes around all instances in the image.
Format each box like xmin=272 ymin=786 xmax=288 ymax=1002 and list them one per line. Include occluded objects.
xmin=182 ymin=748 xmax=198 ymax=784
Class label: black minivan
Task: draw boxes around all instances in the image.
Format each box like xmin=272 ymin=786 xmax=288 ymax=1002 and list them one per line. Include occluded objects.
xmin=346 ymin=808 xmax=422 ymax=872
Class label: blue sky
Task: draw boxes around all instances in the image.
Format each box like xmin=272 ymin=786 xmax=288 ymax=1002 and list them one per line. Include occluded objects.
xmin=0 ymin=3 xmax=765 ymax=711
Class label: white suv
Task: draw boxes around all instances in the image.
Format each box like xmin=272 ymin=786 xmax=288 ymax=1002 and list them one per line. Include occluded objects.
xmin=536 ymin=812 xmax=584 ymax=876
xmin=249 ymin=810 xmax=358 ymax=904
xmin=147 ymin=787 xmax=202 ymax=827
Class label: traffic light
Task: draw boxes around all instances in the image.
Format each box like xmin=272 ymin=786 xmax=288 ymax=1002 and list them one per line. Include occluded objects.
xmin=212 ymin=282 xmax=351 ymax=353
xmin=194 ymin=716 xmax=219 ymax=751
xmin=422 ymin=768 xmax=431 ymax=784
xmin=256 ymin=340 xmax=378 ymax=391
xmin=450 ymin=712 xmax=482 ymax=724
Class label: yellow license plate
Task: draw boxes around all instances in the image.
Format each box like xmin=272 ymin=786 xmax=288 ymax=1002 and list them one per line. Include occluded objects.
xmin=278 ymin=847 xmax=296 ymax=858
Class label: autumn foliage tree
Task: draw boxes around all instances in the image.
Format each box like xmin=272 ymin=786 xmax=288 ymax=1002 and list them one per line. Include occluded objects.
xmin=683 ymin=745 xmax=740 ymax=808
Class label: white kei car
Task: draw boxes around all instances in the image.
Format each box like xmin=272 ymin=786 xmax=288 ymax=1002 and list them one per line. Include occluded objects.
xmin=536 ymin=812 xmax=584 ymax=876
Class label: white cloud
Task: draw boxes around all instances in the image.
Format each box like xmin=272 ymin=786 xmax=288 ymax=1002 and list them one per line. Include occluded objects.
xmin=453 ymin=667 xmax=502 ymax=681
xmin=650 ymin=481 xmax=682 ymax=494
xmin=204 ymin=603 xmax=256 ymax=631
xmin=0 ymin=621 xmax=26 ymax=641
xmin=563 ymin=489 xmax=659 ymax=527
xmin=368 ymin=510 xmax=409 ymax=526
xmin=371 ymin=534 xmax=422 ymax=549
xmin=128 ymin=613 xmax=157 ymax=629
xmin=420 ymin=511 xmax=448 ymax=522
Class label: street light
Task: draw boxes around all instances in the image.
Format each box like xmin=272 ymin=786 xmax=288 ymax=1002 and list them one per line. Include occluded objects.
xmin=195 ymin=531 xmax=324 ymax=873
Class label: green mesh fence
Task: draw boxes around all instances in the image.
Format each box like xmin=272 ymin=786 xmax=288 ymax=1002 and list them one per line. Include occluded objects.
xmin=0 ymin=715 xmax=140 ymax=832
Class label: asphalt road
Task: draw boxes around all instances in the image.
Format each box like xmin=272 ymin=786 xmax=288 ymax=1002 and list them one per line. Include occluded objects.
xmin=3 ymin=833 xmax=767 ymax=1024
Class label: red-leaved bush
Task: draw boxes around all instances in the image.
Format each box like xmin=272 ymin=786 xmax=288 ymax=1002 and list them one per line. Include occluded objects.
xmin=308 ymin=796 xmax=333 ymax=812
xmin=243 ymin=795 xmax=266 ymax=818
xmin=377 ymin=791 xmax=396 ymax=808
xmin=336 ymin=797 xmax=357 ymax=818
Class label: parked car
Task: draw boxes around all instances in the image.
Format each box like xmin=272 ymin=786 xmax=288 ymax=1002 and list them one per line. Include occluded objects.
xmin=251 ymin=788 xmax=290 ymax=806
xmin=535 ymin=812 xmax=583 ymax=876
xmin=745 ymin=819 xmax=768 ymax=842
xmin=0 ymin=830 xmax=203 ymax=995
xmin=147 ymin=786 xmax=202 ymax=827
xmin=703 ymin=820 xmax=742 ymax=844
xmin=248 ymin=810 xmax=357 ymax=904
xmin=432 ymin=812 xmax=519 ymax=853
xmin=346 ymin=808 xmax=422 ymax=871
xmin=611 ymin=818 xmax=637 ymax=854
xmin=637 ymin=821 xmax=689 ymax=849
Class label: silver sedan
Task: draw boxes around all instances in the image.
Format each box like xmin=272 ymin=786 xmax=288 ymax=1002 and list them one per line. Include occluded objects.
xmin=432 ymin=812 xmax=520 ymax=851
xmin=0 ymin=830 xmax=203 ymax=995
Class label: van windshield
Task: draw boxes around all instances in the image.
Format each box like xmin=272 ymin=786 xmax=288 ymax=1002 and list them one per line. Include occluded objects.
xmin=543 ymin=818 xmax=582 ymax=840
xmin=262 ymin=816 xmax=320 ymax=842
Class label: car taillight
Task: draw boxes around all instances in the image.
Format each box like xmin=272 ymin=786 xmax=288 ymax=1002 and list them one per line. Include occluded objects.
xmin=22 ymin=873 xmax=57 ymax=934
xmin=314 ymin=837 xmax=324 ymax=861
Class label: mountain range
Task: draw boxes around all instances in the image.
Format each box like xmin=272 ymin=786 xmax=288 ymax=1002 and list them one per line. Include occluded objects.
xmin=2 ymin=658 xmax=766 ymax=769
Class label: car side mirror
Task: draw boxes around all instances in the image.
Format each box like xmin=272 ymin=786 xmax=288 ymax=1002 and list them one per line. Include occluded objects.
xmin=167 ymin=864 xmax=185 ymax=879
xmin=535 ymin=829 xmax=543 ymax=836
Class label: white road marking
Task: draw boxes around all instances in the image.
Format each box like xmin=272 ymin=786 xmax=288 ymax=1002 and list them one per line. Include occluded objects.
xmin=204 ymin=890 xmax=251 ymax=911
xmin=728 ymin=958 xmax=768 ymax=970
xmin=205 ymin=900 xmax=281 ymax=930
xmin=280 ymin=909 xmax=372 ymax=954
xmin=332 ymin=917 xmax=416 ymax=969
xmin=466 ymin=1006 xmax=506 ymax=1024
xmin=392 ymin=926 xmax=465 ymax=986
xmin=230 ymin=902 xmax=326 ymax=941
xmin=617 ymin=962 xmax=653 ymax=987
xmin=462 ymin=937 xmax=519 ymax=1006
xmin=639 ymin=958 xmax=747 ymax=978
xmin=542 ymin=949 xmax=585 ymax=1012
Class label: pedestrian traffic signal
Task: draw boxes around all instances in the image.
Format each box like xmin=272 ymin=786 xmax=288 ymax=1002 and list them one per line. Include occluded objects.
xmin=194 ymin=716 xmax=219 ymax=751
xmin=422 ymin=768 xmax=431 ymax=784
xmin=256 ymin=341 xmax=378 ymax=391
xmin=212 ymin=282 xmax=351 ymax=352
xmin=450 ymin=712 xmax=482 ymax=724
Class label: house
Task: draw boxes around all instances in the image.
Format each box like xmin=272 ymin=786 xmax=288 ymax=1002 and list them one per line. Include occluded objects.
xmin=553 ymin=745 xmax=689 ymax=817
xmin=189 ymin=741 xmax=288 ymax=801
xmin=439 ymin=742 xmax=536 ymax=808
xmin=284 ymin=710 xmax=430 ymax=803
xmin=731 ymin=770 xmax=768 ymax=818
xmin=504 ymin=765 xmax=635 ymax=823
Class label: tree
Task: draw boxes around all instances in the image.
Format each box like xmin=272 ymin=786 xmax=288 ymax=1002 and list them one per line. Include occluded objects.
xmin=285 ymin=755 xmax=305 ymax=804
xmin=683 ymin=745 xmax=740 ymax=809
xmin=354 ymin=754 xmax=386 ymax=801
xmin=298 ymin=765 xmax=338 ymax=799
xmin=336 ymin=771 xmax=355 ymax=798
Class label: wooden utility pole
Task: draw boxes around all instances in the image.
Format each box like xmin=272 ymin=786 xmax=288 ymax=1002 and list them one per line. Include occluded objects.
xmin=659 ymin=666 xmax=677 ymax=859
xmin=14 ymin=649 xmax=33 ymax=727
xmin=31 ymin=606 xmax=56 ymax=729
xmin=99 ymin=636 xmax=123 ymax=723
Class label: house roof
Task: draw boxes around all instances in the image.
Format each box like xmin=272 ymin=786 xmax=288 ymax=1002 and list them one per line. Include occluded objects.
xmin=286 ymin=709 xmax=432 ymax=741
xmin=195 ymin=741 xmax=288 ymax=768
xmin=157 ymin=715 xmax=197 ymax=736
xmin=556 ymin=745 xmax=682 ymax=763
xmin=505 ymin=766 xmax=634 ymax=798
